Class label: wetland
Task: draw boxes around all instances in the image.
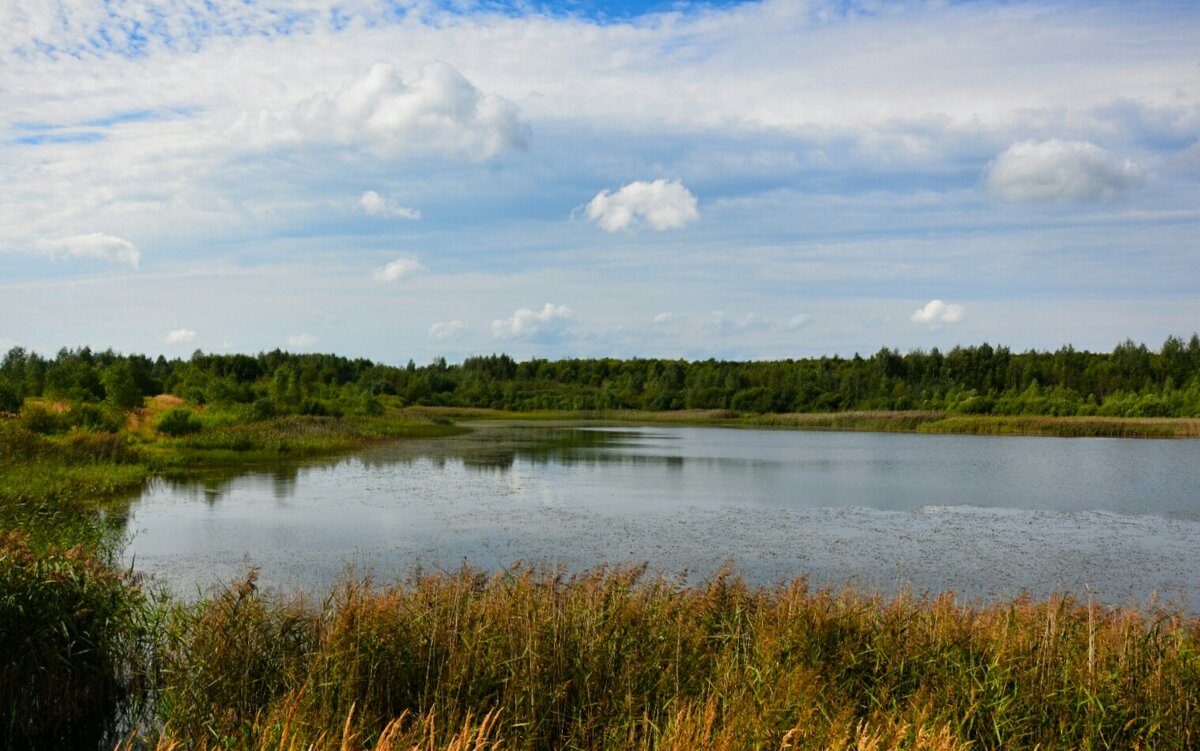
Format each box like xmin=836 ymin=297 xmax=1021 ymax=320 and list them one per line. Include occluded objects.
xmin=124 ymin=422 xmax=1200 ymax=607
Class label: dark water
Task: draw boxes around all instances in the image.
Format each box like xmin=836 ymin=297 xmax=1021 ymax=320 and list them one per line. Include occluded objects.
xmin=123 ymin=424 xmax=1200 ymax=606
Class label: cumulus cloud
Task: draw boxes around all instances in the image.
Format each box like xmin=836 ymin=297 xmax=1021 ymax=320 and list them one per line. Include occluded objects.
xmin=287 ymin=333 xmax=317 ymax=349
xmin=359 ymin=191 xmax=421 ymax=220
xmin=492 ymin=303 xmax=572 ymax=339
xmin=985 ymin=140 xmax=1143 ymax=203
xmin=585 ymin=179 xmax=699 ymax=233
xmin=164 ymin=329 xmax=197 ymax=344
xmin=911 ymin=300 xmax=965 ymax=325
xmin=372 ymin=257 xmax=427 ymax=282
xmin=429 ymin=320 xmax=467 ymax=341
xmin=34 ymin=233 xmax=140 ymax=267
xmin=240 ymin=62 xmax=528 ymax=161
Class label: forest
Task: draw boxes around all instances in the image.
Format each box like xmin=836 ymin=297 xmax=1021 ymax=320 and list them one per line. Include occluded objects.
xmin=3 ymin=334 xmax=1200 ymax=419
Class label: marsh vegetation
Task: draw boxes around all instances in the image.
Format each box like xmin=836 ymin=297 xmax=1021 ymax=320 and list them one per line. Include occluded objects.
xmin=4 ymin=336 xmax=1200 ymax=748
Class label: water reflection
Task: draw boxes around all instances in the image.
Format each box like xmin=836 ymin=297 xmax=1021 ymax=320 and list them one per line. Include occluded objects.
xmin=146 ymin=427 xmax=684 ymax=502
xmin=150 ymin=464 xmax=304 ymax=504
xmin=123 ymin=424 xmax=1200 ymax=607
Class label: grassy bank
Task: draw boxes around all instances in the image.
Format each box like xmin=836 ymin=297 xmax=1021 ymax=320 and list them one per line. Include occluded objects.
xmin=411 ymin=405 xmax=1200 ymax=438
xmin=122 ymin=566 xmax=1200 ymax=750
xmin=6 ymin=400 xmax=1200 ymax=749
xmin=0 ymin=405 xmax=466 ymax=749
xmin=141 ymin=413 xmax=465 ymax=468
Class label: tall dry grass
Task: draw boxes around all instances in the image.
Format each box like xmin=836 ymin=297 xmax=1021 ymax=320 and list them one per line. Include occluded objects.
xmin=135 ymin=566 xmax=1200 ymax=750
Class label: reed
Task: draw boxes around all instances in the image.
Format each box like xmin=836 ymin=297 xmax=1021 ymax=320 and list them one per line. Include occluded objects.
xmin=747 ymin=411 xmax=945 ymax=432
xmin=0 ymin=532 xmax=151 ymax=750
xmin=916 ymin=415 xmax=1199 ymax=438
xmin=129 ymin=566 xmax=1200 ymax=750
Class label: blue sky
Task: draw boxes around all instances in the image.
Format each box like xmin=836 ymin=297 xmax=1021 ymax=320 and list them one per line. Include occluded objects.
xmin=1 ymin=0 xmax=1198 ymax=363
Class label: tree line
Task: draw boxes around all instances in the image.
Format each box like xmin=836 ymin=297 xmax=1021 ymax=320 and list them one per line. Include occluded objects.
xmin=3 ymin=335 xmax=1200 ymax=418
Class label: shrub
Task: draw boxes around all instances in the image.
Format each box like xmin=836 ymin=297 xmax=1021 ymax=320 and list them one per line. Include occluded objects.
xmin=299 ymin=399 xmax=342 ymax=418
xmin=0 ymin=534 xmax=148 ymax=750
xmin=156 ymin=407 xmax=203 ymax=437
xmin=68 ymin=402 xmax=125 ymax=433
xmin=0 ymin=378 xmax=21 ymax=414
xmin=18 ymin=403 xmax=69 ymax=435
xmin=243 ymin=397 xmax=278 ymax=422
xmin=350 ymin=392 xmax=385 ymax=417
xmin=61 ymin=432 xmax=140 ymax=464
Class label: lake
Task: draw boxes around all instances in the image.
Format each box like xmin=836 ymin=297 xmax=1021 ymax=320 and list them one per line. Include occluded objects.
xmin=122 ymin=423 xmax=1200 ymax=607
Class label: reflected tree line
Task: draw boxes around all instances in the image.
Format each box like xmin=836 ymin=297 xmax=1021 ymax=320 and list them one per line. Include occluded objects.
xmin=4 ymin=334 xmax=1200 ymax=418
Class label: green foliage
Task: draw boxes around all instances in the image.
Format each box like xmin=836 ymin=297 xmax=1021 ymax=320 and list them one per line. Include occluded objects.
xmin=0 ymin=534 xmax=149 ymax=750
xmin=0 ymin=378 xmax=20 ymax=414
xmin=156 ymin=407 xmax=203 ymax=437
xmin=102 ymin=360 xmax=145 ymax=410
xmin=18 ymin=402 xmax=69 ymax=435
xmin=243 ymin=397 xmax=278 ymax=422
xmin=68 ymin=402 xmax=125 ymax=433
xmin=4 ymin=334 xmax=1200 ymax=420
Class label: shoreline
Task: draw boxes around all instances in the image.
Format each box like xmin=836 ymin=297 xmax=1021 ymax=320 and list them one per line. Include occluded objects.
xmin=406 ymin=406 xmax=1200 ymax=439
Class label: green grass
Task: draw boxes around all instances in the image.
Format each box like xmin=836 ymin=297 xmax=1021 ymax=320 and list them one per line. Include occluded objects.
xmin=414 ymin=405 xmax=1200 ymax=439
xmin=745 ymin=410 xmax=946 ymax=432
xmin=914 ymin=414 xmax=1198 ymax=438
xmin=142 ymin=414 xmax=465 ymax=468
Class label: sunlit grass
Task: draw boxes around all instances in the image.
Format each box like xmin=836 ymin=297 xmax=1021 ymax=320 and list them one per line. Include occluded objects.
xmin=125 ymin=566 xmax=1200 ymax=750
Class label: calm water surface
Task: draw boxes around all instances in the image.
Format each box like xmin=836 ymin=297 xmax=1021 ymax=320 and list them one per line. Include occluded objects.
xmin=123 ymin=424 xmax=1200 ymax=606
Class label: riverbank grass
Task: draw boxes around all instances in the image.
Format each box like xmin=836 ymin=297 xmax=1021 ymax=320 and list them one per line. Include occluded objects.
xmin=410 ymin=405 xmax=1200 ymax=438
xmin=128 ymin=566 xmax=1200 ymax=750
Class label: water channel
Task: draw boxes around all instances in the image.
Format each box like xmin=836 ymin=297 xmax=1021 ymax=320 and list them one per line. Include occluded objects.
xmin=122 ymin=423 xmax=1200 ymax=607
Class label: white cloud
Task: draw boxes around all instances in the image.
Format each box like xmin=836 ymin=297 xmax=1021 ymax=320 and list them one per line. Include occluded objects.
xmin=164 ymin=328 xmax=197 ymax=344
xmin=708 ymin=310 xmax=769 ymax=333
xmin=33 ymin=233 xmax=140 ymax=267
xmin=287 ymin=333 xmax=317 ymax=349
xmin=585 ymin=179 xmax=699 ymax=233
xmin=239 ymin=62 xmax=528 ymax=161
xmin=359 ymin=191 xmax=421 ymax=220
xmin=653 ymin=312 xmax=678 ymax=324
xmin=492 ymin=303 xmax=572 ymax=339
xmin=783 ymin=314 xmax=811 ymax=330
xmin=702 ymin=310 xmax=813 ymax=334
xmin=985 ymin=140 xmax=1143 ymax=203
xmin=372 ymin=257 xmax=428 ymax=282
xmin=911 ymin=300 xmax=965 ymax=325
xmin=429 ymin=320 xmax=467 ymax=341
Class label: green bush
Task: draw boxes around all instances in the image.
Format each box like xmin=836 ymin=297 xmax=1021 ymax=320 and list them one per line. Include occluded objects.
xmin=0 ymin=534 xmax=148 ymax=750
xmin=348 ymin=392 xmax=385 ymax=417
xmin=18 ymin=403 xmax=69 ymax=435
xmin=68 ymin=402 xmax=124 ymax=433
xmin=299 ymin=398 xmax=342 ymax=418
xmin=0 ymin=379 xmax=21 ymax=414
xmin=156 ymin=407 xmax=203 ymax=437
xmin=243 ymin=397 xmax=278 ymax=422
xmin=61 ymin=432 xmax=140 ymax=464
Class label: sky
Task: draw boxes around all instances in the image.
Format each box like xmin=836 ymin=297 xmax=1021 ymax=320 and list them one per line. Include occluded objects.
xmin=1 ymin=0 xmax=1198 ymax=364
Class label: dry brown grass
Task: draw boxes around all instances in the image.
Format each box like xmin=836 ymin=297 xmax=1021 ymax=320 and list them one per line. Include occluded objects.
xmin=128 ymin=566 xmax=1200 ymax=751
